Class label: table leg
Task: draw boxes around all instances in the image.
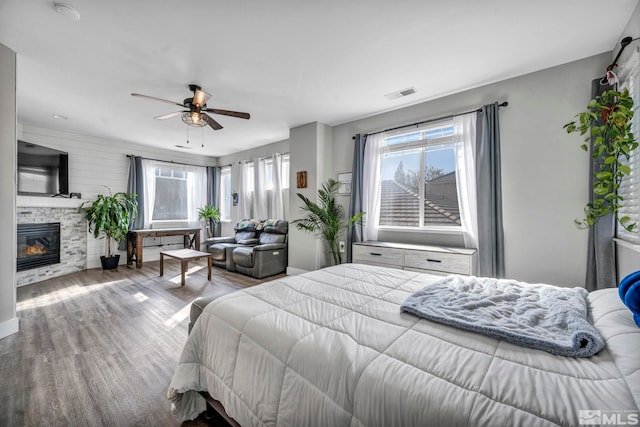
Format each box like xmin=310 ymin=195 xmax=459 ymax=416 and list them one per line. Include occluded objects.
xmin=181 ymin=260 xmax=187 ymax=286
xmin=127 ymin=234 xmax=133 ymax=266
xmin=136 ymin=234 xmax=143 ymax=268
xmin=195 ymin=230 xmax=201 ymax=251
xmin=160 ymin=253 xmax=164 ymax=277
xmin=207 ymin=256 xmax=211 ymax=281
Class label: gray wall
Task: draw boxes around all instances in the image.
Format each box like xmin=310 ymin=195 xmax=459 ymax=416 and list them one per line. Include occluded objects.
xmin=0 ymin=43 xmax=17 ymax=339
xmin=288 ymin=122 xmax=333 ymax=272
xmin=332 ymin=53 xmax=611 ymax=287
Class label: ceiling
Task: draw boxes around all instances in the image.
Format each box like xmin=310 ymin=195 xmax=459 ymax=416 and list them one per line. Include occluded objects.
xmin=0 ymin=1 xmax=637 ymax=157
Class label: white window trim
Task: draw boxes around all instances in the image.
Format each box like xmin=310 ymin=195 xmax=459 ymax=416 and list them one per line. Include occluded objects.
xmin=378 ymin=122 xmax=463 ymax=231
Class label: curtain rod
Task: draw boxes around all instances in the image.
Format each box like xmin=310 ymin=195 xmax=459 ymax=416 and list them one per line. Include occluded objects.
xmin=600 ymin=36 xmax=638 ymax=84
xmin=237 ymin=152 xmax=290 ymax=164
xmin=352 ymin=101 xmax=508 ymax=139
xmin=126 ymin=154 xmax=214 ymax=168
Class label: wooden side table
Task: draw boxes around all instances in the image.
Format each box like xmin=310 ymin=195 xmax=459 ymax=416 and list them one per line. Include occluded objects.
xmin=159 ymin=249 xmax=212 ymax=287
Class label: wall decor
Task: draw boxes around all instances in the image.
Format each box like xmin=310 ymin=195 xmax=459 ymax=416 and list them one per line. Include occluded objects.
xmin=337 ymin=172 xmax=352 ymax=195
xmin=296 ymin=171 xmax=307 ymax=189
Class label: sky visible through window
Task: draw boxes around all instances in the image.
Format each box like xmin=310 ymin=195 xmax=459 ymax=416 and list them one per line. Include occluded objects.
xmin=381 ymin=125 xmax=457 ymax=181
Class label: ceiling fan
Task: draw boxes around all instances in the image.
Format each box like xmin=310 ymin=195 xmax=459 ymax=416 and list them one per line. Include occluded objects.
xmin=131 ymin=84 xmax=250 ymax=131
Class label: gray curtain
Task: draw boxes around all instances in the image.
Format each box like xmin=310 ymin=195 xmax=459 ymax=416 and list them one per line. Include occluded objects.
xmin=119 ymin=156 xmax=144 ymax=250
xmin=207 ymin=166 xmax=222 ymax=237
xmin=475 ymin=103 xmax=505 ymax=277
xmin=128 ymin=156 xmax=145 ymax=230
xmin=586 ymin=79 xmax=616 ymax=291
xmin=347 ymin=134 xmax=366 ymax=263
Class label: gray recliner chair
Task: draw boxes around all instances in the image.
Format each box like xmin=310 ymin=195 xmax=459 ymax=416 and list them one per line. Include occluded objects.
xmin=232 ymin=220 xmax=288 ymax=279
xmin=206 ymin=220 xmax=260 ymax=272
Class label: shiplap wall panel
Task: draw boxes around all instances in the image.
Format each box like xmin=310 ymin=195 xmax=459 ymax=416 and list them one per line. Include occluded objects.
xmin=18 ymin=125 xmax=216 ymax=269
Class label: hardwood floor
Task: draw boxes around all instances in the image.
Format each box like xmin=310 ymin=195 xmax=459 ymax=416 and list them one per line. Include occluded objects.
xmin=0 ymin=259 xmax=283 ymax=427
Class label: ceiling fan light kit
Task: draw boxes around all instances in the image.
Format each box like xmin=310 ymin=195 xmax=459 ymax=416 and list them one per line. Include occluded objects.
xmin=182 ymin=111 xmax=206 ymax=127
xmin=131 ymin=84 xmax=250 ymax=131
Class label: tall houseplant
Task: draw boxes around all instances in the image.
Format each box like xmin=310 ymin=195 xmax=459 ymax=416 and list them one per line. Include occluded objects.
xmin=293 ymin=178 xmax=364 ymax=265
xmin=198 ymin=204 xmax=220 ymax=238
xmin=79 ymin=187 xmax=138 ymax=270
xmin=564 ymin=87 xmax=638 ymax=232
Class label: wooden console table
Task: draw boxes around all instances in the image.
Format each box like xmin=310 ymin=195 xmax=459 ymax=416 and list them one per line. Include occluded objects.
xmin=127 ymin=227 xmax=201 ymax=268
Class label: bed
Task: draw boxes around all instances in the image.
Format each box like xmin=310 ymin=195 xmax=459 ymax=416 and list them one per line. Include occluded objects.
xmin=168 ymin=263 xmax=640 ymax=426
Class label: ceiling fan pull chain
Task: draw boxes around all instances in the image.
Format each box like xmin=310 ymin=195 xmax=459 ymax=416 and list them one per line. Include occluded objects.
xmin=186 ymin=126 xmax=190 ymax=144
xmin=201 ymin=128 xmax=205 ymax=149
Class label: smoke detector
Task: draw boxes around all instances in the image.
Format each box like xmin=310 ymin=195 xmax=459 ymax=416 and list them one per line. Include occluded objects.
xmin=385 ymin=87 xmax=416 ymax=100
xmin=54 ymin=3 xmax=80 ymax=21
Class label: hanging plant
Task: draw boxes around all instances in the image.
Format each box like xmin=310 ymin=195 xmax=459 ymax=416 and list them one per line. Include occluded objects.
xmin=563 ymin=87 xmax=638 ymax=231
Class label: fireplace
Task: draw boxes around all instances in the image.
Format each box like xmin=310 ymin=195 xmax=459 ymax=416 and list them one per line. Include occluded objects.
xmin=17 ymin=223 xmax=61 ymax=272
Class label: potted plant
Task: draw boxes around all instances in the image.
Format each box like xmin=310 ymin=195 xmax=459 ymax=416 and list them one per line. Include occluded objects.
xmin=293 ymin=178 xmax=364 ymax=265
xmin=79 ymin=187 xmax=138 ymax=270
xmin=564 ymin=87 xmax=638 ymax=232
xmin=198 ymin=204 xmax=221 ymax=238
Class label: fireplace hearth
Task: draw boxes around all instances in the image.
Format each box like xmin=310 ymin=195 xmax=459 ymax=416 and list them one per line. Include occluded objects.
xmin=17 ymin=222 xmax=61 ymax=272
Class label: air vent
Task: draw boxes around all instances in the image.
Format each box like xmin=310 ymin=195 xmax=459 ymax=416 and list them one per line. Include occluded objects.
xmin=385 ymin=87 xmax=416 ymax=100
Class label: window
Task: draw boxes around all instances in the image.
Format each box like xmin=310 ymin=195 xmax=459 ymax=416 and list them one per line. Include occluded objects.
xmin=143 ymin=161 xmax=207 ymax=227
xmin=264 ymin=153 xmax=290 ymax=190
xmin=617 ymin=66 xmax=640 ymax=243
xmin=220 ymin=166 xmax=231 ymax=221
xmin=378 ymin=122 xmax=462 ymax=229
xmin=152 ymin=168 xmax=188 ymax=221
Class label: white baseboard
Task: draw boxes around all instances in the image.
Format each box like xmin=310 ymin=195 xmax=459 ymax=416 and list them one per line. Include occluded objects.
xmin=0 ymin=317 xmax=19 ymax=340
xmin=286 ymin=267 xmax=308 ymax=276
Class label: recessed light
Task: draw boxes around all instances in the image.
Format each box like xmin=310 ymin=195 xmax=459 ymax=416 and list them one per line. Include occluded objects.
xmin=52 ymin=114 xmax=68 ymax=120
xmin=54 ymin=3 xmax=80 ymax=21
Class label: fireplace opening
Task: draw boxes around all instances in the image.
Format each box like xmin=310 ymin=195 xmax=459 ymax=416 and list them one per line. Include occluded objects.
xmin=17 ymin=223 xmax=61 ymax=272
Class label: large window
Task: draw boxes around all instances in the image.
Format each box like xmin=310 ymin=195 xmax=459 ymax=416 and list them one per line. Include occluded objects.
xmin=142 ymin=161 xmax=207 ymax=227
xmin=379 ymin=122 xmax=462 ymax=229
xmin=220 ymin=166 xmax=231 ymax=221
xmin=152 ymin=168 xmax=188 ymax=221
xmin=617 ymin=66 xmax=640 ymax=243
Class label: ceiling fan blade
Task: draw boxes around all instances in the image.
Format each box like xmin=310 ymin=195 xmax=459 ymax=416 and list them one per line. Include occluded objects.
xmin=205 ymin=108 xmax=251 ymax=119
xmin=192 ymin=89 xmax=210 ymax=107
xmin=131 ymin=93 xmax=183 ymax=107
xmin=201 ymin=113 xmax=223 ymax=130
xmin=154 ymin=111 xmax=185 ymax=120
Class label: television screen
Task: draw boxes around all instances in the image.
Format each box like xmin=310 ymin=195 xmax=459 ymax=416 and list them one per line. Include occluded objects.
xmin=17 ymin=140 xmax=69 ymax=196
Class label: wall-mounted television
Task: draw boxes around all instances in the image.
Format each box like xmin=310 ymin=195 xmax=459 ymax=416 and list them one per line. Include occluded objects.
xmin=17 ymin=140 xmax=69 ymax=196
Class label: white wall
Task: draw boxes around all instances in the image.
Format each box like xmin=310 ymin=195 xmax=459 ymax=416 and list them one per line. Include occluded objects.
xmin=0 ymin=43 xmax=18 ymax=339
xmin=332 ymin=53 xmax=611 ymax=287
xmin=217 ymin=138 xmax=290 ymax=237
xmin=18 ymin=125 xmax=216 ymax=268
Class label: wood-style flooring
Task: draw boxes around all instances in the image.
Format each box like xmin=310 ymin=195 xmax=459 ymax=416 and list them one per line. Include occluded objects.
xmin=0 ymin=259 xmax=283 ymax=427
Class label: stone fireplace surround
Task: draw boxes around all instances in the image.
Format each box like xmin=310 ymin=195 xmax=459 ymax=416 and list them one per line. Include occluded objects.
xmin=16 ymin=197 xmax=87 ymax=287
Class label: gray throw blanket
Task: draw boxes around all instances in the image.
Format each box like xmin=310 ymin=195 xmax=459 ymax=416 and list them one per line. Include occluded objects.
xmin=401 ymin=275 xmax=604 ymax=357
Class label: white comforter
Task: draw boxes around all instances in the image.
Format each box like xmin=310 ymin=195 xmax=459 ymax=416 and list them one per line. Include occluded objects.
xmin=168 ymin=264 xmax=640 ymax=427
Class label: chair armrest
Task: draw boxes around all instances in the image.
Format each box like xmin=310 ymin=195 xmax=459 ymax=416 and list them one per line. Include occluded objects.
xmin=253 ymin=243 xmax=287 ymax=252
xmin=207 ymin=237 xmax=235 ymax=244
